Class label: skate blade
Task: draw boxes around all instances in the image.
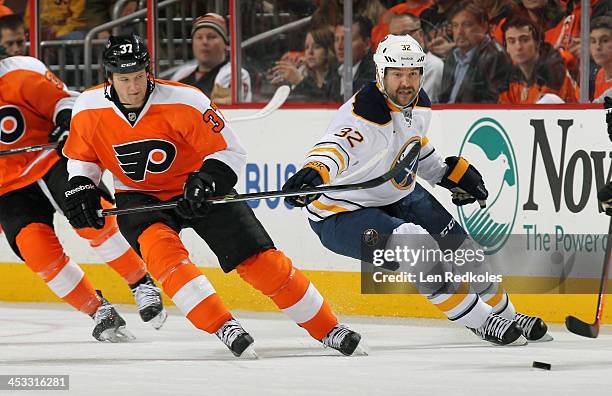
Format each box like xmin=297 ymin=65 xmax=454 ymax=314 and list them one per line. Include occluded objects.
xmin=148 ymin=309 xmax=168 ymax=330
xmin=98 ymin=326 xmax=136 ymax=343
xmin=237 ymin=343 xmax=258 ymax=360
xmin=529 ymin=333 xmax=554 ymax=343
xmin=351 ymin=340 xmax=369 ymax=356
xmin=505 ymin=334 xmax=528 ymax=346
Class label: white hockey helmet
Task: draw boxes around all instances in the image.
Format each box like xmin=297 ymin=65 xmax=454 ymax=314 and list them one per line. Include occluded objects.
xmin=373 ymin=34 xmax=426 ymax=108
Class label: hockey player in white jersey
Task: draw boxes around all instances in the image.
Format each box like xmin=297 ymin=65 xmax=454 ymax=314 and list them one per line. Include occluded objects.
xmin=282 ymin=34 xmax=551 ymax=345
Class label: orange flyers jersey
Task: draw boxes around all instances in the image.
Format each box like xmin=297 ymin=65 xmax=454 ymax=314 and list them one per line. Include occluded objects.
xmin=594 ymin=69 xmax=612 ymax=102
xmin=499 ymin=71 xmax=578 ymax=104
xmin=64 ymin=79 xmax=246 ymax=201
xmin=0 ymin=56 xmax=76 ymax=196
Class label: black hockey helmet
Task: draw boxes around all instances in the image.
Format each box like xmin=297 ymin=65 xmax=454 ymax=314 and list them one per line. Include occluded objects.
xmin=102 ymin=34 xmax=150 ymax=78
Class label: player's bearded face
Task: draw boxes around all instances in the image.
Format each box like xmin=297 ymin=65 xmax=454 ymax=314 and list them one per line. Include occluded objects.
xmin=384 ymin=67 xmax=421 ymax=107
xmin=110 ymin=69 xmax=148 ymax=108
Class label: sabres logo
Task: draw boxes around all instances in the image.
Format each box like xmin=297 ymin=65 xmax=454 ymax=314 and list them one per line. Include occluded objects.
xmin=391 ymin=137 xmax=419 ymax=190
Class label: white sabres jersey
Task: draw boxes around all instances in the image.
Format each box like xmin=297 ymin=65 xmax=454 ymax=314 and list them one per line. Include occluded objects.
xmin=304 ymin=82 xmax=447 ymax=222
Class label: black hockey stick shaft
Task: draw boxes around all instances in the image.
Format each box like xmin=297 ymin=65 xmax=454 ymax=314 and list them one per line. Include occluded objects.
xmin=0 ymin=143 xmax=57 ymax=157
xmin=101 ymin=141 xmax=421 ymax=217
xmin=565 ymin=217 xmax=612 ymax=338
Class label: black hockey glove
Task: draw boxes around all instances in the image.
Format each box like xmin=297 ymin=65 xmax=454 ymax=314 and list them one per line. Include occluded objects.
xmin=438 ymin=156 xmax=488 ymax=208
xmin=597 ymin=182 xmax=612 ymax=215
xmin=176 ymin=172 xmax=215 ymax=219
xmin=282 ymin=162 xmax=328 ymax=207
xmin=175 ymin=159 xmax=237 ymax=219
xmin=605 ymin=96 xmax=612 ymax=143
xmin=49 ymin=109 xmax=71 ymax=158
xmin=65 ymin=176 xmax=105 ymax=229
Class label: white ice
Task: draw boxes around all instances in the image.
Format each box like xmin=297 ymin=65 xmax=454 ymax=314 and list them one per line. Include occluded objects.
xmin=0 ymin=303 xmax=611 ymax=396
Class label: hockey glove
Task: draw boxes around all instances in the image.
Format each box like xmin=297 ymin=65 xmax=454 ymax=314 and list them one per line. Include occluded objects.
xmin=175 ymin=159 xmax=237 ymax=219
xmin=49 ymin=109 xmax=71 ymax=158
xmin=606 ymin=96 xmax=612 ymax=143
xmin=176 ymin=172 xmax=214 ymax=219
xmin=282 ymin=162 xmax=329 ymax=207
xmin=597 ymin=182 xmax=612 ymax=215
xmin=438 ymin=156 xmax=488 ymax=208
xmin=65 ymin=176 xmax=105 ymax=229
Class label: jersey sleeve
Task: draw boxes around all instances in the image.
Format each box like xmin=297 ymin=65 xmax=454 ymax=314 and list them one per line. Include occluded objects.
xmin=63 ymin=111 xmax=104 ymax=184
xmin=418 ymin=136 xmax=447 ymax=185
xmin=184 ymin=103 xmax=247 ymax=178
xmin=1 ymin=58 xmax=73 ymax=123
xmin=304 ymin=118 xmax=385 ymax=185
xmin=413 ymin=101 xmax=447 ymax=185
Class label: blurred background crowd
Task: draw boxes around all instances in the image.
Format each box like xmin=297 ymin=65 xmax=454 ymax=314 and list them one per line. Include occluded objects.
xmin=1 ymin=0 xmax=611 ymax=104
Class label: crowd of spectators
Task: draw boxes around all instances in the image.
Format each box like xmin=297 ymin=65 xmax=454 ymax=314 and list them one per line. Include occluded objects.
xmin=260 ymin=0 xmax=611 ymax=104
xmin=0 ymin=0 xmax=610 ymax=104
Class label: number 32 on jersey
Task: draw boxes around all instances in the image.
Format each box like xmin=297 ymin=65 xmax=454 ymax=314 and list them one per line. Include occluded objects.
xmin=334 ymin=127 xmax=363 ymax=148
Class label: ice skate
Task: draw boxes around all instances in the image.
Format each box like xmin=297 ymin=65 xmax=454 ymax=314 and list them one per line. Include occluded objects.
xmin=514 ymin=312 xmax=553 ymax=342
xmin=132 ymin=274 xmax=167 ymax=330
xmin=215 ymin=318 xmax=257 ymax=359
xmin=468 ymin=314 xmax=526 ymax=346
xmin=92 ymin=291 xmax=135 ymax=343
xmin=321 ymin=324 xmax=366 ymax=356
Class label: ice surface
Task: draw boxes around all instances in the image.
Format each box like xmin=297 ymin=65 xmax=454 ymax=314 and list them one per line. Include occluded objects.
xmin=0 ymin=303 xmax=611 ymax=396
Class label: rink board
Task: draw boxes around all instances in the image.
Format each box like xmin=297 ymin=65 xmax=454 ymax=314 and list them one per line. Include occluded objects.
xmin=1 ymin=107 xmax=611 ymax=323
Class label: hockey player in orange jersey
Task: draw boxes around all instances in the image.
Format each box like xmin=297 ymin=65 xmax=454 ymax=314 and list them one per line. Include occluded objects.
xmin=62 ymin=34 xmax=363 ymax=358
xmin=0 ymin=49 xmax=167 ymax=342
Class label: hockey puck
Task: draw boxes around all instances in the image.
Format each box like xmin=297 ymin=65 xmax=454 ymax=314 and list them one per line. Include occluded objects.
xmin=532 ymin=361 xmax=551 ymax=370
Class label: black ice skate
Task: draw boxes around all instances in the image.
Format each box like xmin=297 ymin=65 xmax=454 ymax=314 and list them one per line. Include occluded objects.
xmin=321 ymin=324 xmax=366 ymax=356
xmin=215 ymin=318 xmax=257 ymax=358
xmin=131 ymin=274 xmax=167 ymax=330
xmin=469 ymin=314 xmax=526 ymax=346
xmin=514 ymin=312 xmax=553 ymax=342
xmin=92 ymin=290 xmax=135 ymax=343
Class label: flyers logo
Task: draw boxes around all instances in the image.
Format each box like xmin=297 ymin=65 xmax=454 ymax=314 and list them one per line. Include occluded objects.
xmin=0 ymin=105 xmax=26 ymax=145
xmin=113 ymin=139 xmax=176 ymax=182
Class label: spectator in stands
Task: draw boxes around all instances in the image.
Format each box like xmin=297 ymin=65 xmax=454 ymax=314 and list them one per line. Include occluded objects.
xmin=421 ymin=0 xmax=456 ymax=58
xmin=84 ymin=0 xmax=138 ymax=39
xmin=355 ymin=0 xmax=388 ymax=27
xmin=0 ymin=14 xmax=24 ymax=56
xmin=333 ymin=15 xmax=375 ymax=100
xmin=0 ymin=1 xmax=12 ymax=17
xmin=312 ymin=0 xmax=387 ymax=29
xmin=498 ymin=15 xmax=578 ymax=104
xmin=25 ymin=0 xmax=87 ymax=40
xmin=270 ymin=26 xmax=339 ymax=102
xmin=439 ymin=1 xmax=512 ymax=103
xmin=371 ymin=0 xmax=432 ymax=47
xmin=474 ymin=0 xmax=513 ymax=26
xmin=388 ymin=12 xmax=443 ymax=102
xmin=171 ymin=13 xmax=252 ymax=104
xmin=590 ymin=15 xmax=612 ymax=102
xmin=491 ymin=0 xmax=589 ymax=74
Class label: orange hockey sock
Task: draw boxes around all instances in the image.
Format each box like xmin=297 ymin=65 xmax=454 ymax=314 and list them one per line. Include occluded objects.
xmin=16 ymin=223 xmax=101 ymax=316
xmin=237 ymin=249 xmax=337 ymax=340
xmin=138 ymin=223 xmax=231 ymax=333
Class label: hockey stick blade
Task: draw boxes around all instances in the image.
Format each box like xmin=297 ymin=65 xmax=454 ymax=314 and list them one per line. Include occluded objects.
xmin=100 ymin=140 xmax=421 ymax=217
xmin=564 ymin=216 xmax=612 ymax=338
xmin=229 ymin=86 xmax=290 ymax=123
xmin=565 ymin=315 xmax=599 ymax=338
xmin=0 ymin=143 xmax=57 ymax=157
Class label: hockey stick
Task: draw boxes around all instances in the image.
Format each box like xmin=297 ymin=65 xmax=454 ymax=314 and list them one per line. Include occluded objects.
xmin=229 ymin=85 xmax=290 ymax=122
xmin=100 ymin=140 xmax=421 ymax=217
xmin=0 ymin=143 xmax=57 ymax=157
xmin=564 ymin=216 xmax=612 ymax=338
